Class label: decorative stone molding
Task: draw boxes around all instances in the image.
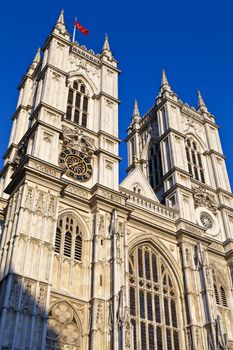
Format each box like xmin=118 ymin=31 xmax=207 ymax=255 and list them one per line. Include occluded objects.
xmin=30 ymin=160 xmax=59 ymax=177
xmin=62 ymin=125 xmax=96 ymax=156
xmin=66 ymin=184 xmax=89 ymax=199
xmin=193 ymin=186 xmax=218 ymax=214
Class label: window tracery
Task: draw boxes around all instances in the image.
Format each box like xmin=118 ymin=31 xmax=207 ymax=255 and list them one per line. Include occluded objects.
xmin=55 ymin=215 xmax=83 ymax=262
xmin=129 ymin=244 xmax=180 ymax=350
xmin=66 ymin=80 xmax=89 ymax=128
xmin=185 ymin=138 xmax=205 ymax=183
xmin=46 ymin=301 xmax=81 ymax=349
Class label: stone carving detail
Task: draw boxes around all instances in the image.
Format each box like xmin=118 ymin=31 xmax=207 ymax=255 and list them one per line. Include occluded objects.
xmin=66 ymin=185 xmax=89 ymax=199
xmin=47 ymin=301 xmax=81 ymax=349
xmin=62 ymin=126 xmax=96 ymax=156
xmin=47 ymin=195 xmax=56 ymax=218
xmin=36 ymin=285 xmax=47 ymax=315
xmin=34 ymin=191 xmax=46 ymax=215
xmin=20 ymin=280 xmax=34 ymax=312
xmin=96 ymin=302 xmax=104 ymax=333
xmin=23 ymin=186 xmax=57 ymax=219
xmin=110 ymin=209 xmax=119 ymax=235
xmin=24 ymin=186 xmax=33 ymax=209
xmin=30 ymin=161 xmax=58 ymax=177
xmin=98 ymin=215 xmax=105 ymax=235
xmin=193 ymin=186 xmax=218 ymax=214
xmin=8 ymin=277 xmax=21 ymax=309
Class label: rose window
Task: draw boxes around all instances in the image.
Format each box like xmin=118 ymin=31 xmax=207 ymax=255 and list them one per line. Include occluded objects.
xmin=200 ymin=212 xmax=214 ymax=229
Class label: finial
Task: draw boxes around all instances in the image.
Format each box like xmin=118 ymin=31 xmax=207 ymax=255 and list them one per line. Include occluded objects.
xmin=102 ymin=33 xmax=110 ymax=51
xmin=133 ymin=100 xmax=140 ymax=117
xmin=197 ymin=90 xmax=208 ymax=113
xmin=57 ymin=9 xmax=65 ymax=24
xmin=34 ymin=48 xmax=41 ymax=64
xmin=132 ymin=99 xmax=141 ymax=125
xmin=159 ymin=68 xmax=171 ymax=93
xmin=198 ymin=90 xmax=206 ymax=107
xmin=161 ymin=69 xmax=169 ymax=86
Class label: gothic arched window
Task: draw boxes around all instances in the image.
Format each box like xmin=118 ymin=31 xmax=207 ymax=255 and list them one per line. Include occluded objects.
xmin=129 ymin=244 xmax=180 ymax=350
xmin=66 ymin=80 xmax=89 ymax=127
xmin=148 ymin=143 xmax=163 ymax=190
xmin=54 ymin=215 xmax=83 ymax=262
xmin=185 ymin=138 xmax=205 ymax=183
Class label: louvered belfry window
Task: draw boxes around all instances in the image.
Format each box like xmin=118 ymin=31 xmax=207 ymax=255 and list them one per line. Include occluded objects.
xmin=65 ymin=80 xmax=89 ymax=127
xmin=54 ymin=215 xmax=83 ymax=261
xmin=185 ymin=138 xmax=205 ymax=183
xmin=129 ymin=245 xmax=180 ymax=350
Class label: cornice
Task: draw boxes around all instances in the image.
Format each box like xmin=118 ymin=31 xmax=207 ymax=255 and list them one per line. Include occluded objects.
xmin=2 ymin=143 xmax=17 ymax=160
xmin=94 ymin=148 xmax=122 ymax=161
xmin=163 ymin=182 xmax=194 ymax=198
xmin=92 ymin=91 xmax=121 ymax=104
xmin=99 ymin=60 xmax=121 ymax=74
xmin=11 ymin=104 xmax=29 ymax=120
xmin=162 ymin=166 xmax=191 ymax=182
xmin=41 ymin=33 xmax=72 ymax=52
xmin=30 ymin=101 xmax=65 ymax=120
xmin=216 ymin=188 xmax=233 ymax=198
xmin=37 ymin=63 xmax=69 ymax=81
xmin=203 ymin=149 xmax=226 ymax=159
xmin=4 ymin=155 xmax=64 ymax=195
xmin=97 ymin=130 xmax=121 ymax=143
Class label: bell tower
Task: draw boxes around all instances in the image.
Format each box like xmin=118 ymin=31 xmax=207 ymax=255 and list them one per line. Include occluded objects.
xmin=126 ymin=69 xmax=233 ymax=242
xmin=0 ymin=10 xmax=123 ymax=349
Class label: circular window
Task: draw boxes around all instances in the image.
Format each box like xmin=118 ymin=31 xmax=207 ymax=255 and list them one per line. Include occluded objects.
xmin=200 ymin=212 xmax=214 ymax=229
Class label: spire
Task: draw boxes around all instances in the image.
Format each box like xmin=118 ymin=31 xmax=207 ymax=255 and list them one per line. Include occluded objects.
xmin=28 ymin=48 xmax=41 ymax=75
xmin=160 ymin=69 xmax=171 ymax=92
xmin=197 ymin=90 xmax=208 ymax=113
xmin=161 ymin=69 xmax=169 ymax=86
xmin=52 ymin=9 xmax=70 ymax=39
xmin=198 ymin=90 xmax=206 ymax=107
xmin=133 ymin=100 xmax=140 ymax=117
xmin=57 ymin=9 xmax=65 ymax=25
xmin=132 ymin=99 xmax=141 ymax=124
xmin=103 ymin=33 xmax=110 ymax=51
xmin=101 ymin=33 xmax=112 ymax=58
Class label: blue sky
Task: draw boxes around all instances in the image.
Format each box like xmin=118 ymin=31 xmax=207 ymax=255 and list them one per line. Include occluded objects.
xmin=1 ymin=0 xmax=233 ymax=187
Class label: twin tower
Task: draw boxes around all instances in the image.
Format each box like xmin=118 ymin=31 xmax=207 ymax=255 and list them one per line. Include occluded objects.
xmin=0 ymin=10 xmax=233 ymax=350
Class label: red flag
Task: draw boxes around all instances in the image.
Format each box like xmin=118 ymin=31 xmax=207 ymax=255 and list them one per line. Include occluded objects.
xmin=74 ymin=20 xmax=89 ymax=35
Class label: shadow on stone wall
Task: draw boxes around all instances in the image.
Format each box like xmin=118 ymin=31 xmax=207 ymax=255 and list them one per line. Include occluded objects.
xmin=0 ymin=271 xmax=61 ymax=350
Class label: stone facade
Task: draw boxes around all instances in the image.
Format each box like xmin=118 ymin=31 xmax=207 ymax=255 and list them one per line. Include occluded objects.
xmin=0 ymin=10 xmax=233 ymax=350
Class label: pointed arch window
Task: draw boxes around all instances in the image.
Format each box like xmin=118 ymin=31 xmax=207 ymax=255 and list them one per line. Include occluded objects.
xmin=129 ymin=244 xmax=181 ymax=350
xmin=212 ymin=269 xmax=228 ymax=308
xmin=54 ymin=215 xmax=83 ymax=262
xmin=185 ymin=138 xmax=205 ymax=183
xmin=65 ymin=80 xmax=89 ymax=127
xmin=148 ymin=142 xmax=163 ymax=190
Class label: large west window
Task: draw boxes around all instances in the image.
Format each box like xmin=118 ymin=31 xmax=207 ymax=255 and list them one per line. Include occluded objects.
xmin=185 ymin=138 xmax=205 ymax=183
xmin=129 ymin=244 xmax=180 ymax=350
xmin=66 ymin=80 xmax=89 ymax=127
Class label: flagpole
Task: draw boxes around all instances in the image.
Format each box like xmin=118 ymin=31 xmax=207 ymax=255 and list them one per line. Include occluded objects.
xmin=72 ymin=17 xmax=77 ymax=42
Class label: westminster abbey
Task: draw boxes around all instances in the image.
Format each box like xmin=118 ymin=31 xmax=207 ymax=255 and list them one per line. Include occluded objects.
xmin=0 ymin=9 xmax=233 ymax=350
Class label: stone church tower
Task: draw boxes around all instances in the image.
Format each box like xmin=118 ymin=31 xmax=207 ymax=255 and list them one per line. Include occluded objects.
xmin=0 ymin=10 xmax=233 ymax=350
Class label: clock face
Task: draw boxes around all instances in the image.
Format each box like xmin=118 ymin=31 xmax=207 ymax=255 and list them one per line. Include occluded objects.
xmin=200 ymin=212 xmax=214 ymax=230
xmin=59 ymin=148 xmax=92 ymax=182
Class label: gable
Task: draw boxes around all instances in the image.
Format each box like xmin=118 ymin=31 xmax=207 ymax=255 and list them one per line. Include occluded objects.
xmin=120 ymin=166 xmax=159 ymax=202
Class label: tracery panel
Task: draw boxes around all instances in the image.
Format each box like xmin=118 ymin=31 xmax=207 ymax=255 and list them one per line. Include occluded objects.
xmin=128 ymin=244 xmax=180 ymax=350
